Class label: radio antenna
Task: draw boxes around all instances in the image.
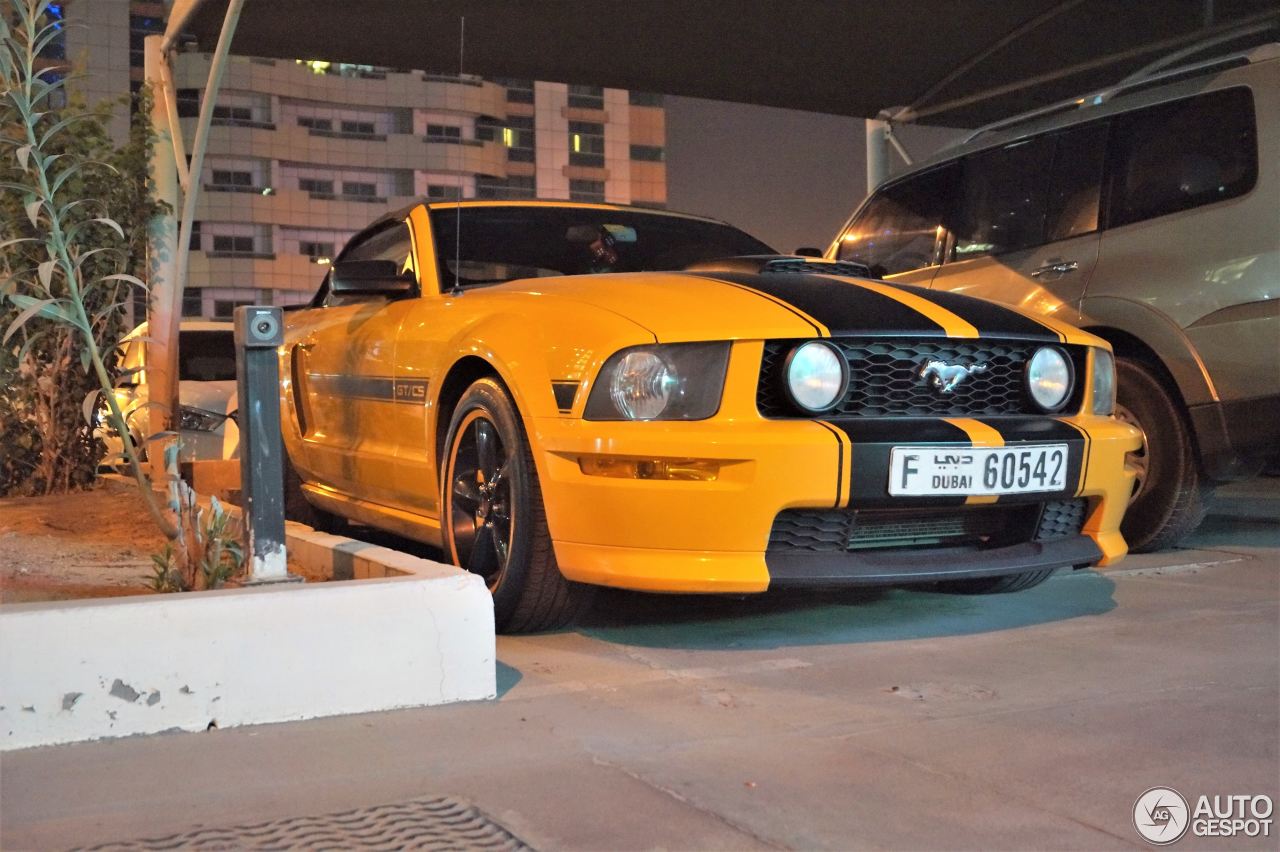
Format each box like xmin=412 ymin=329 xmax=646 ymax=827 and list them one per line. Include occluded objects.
xmin=452 ymin=15 xmax=465 ymax=295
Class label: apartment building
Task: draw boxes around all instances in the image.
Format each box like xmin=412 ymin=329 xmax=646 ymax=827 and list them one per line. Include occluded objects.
xmin=61 ymin=1 xmax=667 ymax=318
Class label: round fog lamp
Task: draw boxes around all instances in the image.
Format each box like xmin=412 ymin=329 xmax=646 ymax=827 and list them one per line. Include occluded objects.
xmin=1026 ymin=346 xmax=1072 ymax=411
xmin=786 ymin=341 xmax=848 ymax=412
xmin=610 ymin=349 xmax=677 ymax=420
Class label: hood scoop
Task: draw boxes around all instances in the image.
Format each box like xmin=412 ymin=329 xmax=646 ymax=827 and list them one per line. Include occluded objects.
xmin=685 ymin=254 xmax=873 ymax=279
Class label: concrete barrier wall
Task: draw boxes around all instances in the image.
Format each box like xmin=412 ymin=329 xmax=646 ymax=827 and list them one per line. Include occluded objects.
xmin=1 ymin=522 xmax=496 ymax=751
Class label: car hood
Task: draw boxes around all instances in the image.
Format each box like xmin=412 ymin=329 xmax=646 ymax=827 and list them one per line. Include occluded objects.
xmin=179 ymin=379 xmax=237 ymax=414
xmin=496 ymin=270 xmax=1078 ymax=343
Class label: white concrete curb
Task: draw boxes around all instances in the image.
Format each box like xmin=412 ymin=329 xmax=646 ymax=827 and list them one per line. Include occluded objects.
xmin=1 ymin=520 xmax=496 ymax=751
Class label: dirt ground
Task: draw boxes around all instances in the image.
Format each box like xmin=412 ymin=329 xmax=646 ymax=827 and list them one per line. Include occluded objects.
xmin=0 ymin=479 xmax=166 ymax=603
xmin=1 ymin=477 xmax=325 ymax=603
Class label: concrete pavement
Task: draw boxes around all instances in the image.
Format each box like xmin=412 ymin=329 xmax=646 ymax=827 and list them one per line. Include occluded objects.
xmin=2 ymin=479 xmax=1277 ymax=850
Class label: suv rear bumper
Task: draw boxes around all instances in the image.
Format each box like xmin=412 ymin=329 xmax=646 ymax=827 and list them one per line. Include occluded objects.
xmin=1191 ymin=394 xmax=1280 ymax=481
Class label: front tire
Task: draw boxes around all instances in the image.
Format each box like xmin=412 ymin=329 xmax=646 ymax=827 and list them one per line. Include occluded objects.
xmin=1114 ymin=358 xmax=1211 ymax=552
xmin=442 ymin=378 xmax=593 ymax=633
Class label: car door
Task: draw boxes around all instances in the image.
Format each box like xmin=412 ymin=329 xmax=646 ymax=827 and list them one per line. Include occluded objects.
xmin=928 ymin=123 xmax=1108 ymax=320
xmin=293 ymin=220 xmax=416 ymax=504
xmin=828 ymin=163 xmax=957 ymax=288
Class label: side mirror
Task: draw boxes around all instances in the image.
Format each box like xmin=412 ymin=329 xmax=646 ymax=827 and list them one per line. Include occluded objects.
xmin=794 ymin=247 xmax=824 ymax=257
xmin=330 ymin=259 xmax=415 ymax=296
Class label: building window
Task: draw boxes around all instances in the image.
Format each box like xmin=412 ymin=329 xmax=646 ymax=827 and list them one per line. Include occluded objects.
xmin=475 ymin=116 xmax=503 ymax=142
xmin=299 ymin=240 xmax=334 ymax=260
xmin=340 ymin=119 xmax=377 ymax=136
xmin=568 ymin=84 xmax=604 ymax=110
xmin=299 ymin=177 xmax=335 ymax=197
xmin=213 ymin=299 xmax=252 ymax=319
xmin=181 ymin=287 xmax=204 ymax=318
xmin=629 ymin=91 xmax=664 ymax=107
xmin=506 ymin=175 xmax=536 ymax=199
xmin=569 ymin=121 xmax=605 ymax=167
xmin=211 ymin=235 xmax=256 ymax=254
xmin=569 ymin=179 xmax=605 ymax=203
xmin=342 ymin=181 xmax=378 ymax=199
xmin=128 ymin=14 xmax=163 ymax=69
xmin=504 ymin=115 xmax=535 ymax=163
xmin=630 ymin=144 xmax=664 ymax=162
xmin=427 ymin=184 xmax=461 ymax=200
xmin=177 ymin=89 xmax=200 ymax=118
xmin=497 ymin=78 xmax=534 ymax=104
xmin=210 ymin=169 xmax=254 ymax=191
xmin=189 ymin=220 xmax=202 ymax=251
xmin=474 ymin=175 xmax=505 ymax=200
xmin=298 ymin=116 xmax=333 ymax=132
xmin=212 ymin=105 xmax=254 ymax=124
xmin=426 ymin=124 xmax=462 ymax=143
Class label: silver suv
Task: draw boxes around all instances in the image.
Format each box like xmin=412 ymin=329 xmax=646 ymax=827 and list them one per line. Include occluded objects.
xmin=827 ymin=43 xmax=1279 ymax=551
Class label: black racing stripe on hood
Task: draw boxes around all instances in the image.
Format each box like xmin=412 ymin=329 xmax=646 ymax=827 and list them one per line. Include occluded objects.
xmin=686 ymin=271 xmax=946 ymax=337
xmin=912 ymin=288 xmax=1064 ymax=342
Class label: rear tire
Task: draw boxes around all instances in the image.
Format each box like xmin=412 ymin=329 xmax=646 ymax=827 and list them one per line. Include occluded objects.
xmin=1114 ymin=358 xmax=1211 ymax=552
xmin=936 ymin=568 xmax=1056 ymax=595
xmin=442 ymin=378 xmax=594 ymax=633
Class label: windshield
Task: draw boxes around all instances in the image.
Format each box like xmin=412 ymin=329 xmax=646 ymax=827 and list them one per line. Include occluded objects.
xmin=429 ymin=206 xmax=774 ymax=289
xmin=178 ymin=330 xmax=236 ymax=382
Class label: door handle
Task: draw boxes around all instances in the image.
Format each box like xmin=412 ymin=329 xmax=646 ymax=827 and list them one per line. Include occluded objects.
xmin=1031 ymin=260 xmax=1079 ymax=278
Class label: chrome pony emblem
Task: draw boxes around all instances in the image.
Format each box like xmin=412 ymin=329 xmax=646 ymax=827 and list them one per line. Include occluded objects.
xmin=919 ymin=359 xmax=988 ymax=393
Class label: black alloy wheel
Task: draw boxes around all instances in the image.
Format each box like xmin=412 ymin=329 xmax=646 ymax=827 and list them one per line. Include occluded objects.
xmin=447 ymin=410 xmax=515 ymax=588
xmin=442 ymin=378 xmax=594 ymax=632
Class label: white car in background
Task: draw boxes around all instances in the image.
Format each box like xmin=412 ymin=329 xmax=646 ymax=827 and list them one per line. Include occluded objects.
xmin=102 ymin=320 xmax=240 ymax=464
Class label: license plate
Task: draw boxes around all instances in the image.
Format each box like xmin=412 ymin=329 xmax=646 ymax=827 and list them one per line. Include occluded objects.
xmin=888 ymin=444 xmax=1069 ymax=496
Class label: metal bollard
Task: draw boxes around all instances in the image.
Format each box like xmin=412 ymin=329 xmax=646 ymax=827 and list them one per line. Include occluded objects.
xmin=233 ymin=305 xmax=294 ymax=584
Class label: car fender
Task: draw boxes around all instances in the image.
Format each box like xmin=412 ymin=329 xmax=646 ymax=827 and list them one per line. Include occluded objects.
xmin=1077 ymin=294 xmax=1217 ymax=407
xmin=430 ymin=298 xmax=655 ymax=459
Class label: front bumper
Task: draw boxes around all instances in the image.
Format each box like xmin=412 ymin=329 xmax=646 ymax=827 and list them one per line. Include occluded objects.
xmin=532 ymin=407 xmax=1140 ymax=593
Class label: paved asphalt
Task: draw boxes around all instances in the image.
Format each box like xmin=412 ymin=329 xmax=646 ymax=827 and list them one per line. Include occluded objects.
xmin=2 ymin=479 xmax=1277 ymax=850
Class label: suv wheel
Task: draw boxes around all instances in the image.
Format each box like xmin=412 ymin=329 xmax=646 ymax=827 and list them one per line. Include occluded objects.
xmin=1114 ymin=358 xmax=1212 ymax=552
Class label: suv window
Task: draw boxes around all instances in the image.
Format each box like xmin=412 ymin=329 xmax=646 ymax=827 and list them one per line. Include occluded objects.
xmin=1045 ymin=123 xmax=1108 ymax=241
xmin=952 ymin=137 xmax=1055 ymax=259
xmin=1107 ymin=87 xmax=1257 ymax=228
xmin=837 ymin=164 xmax=956 ymax=277
xmin=948 ymin=122 xmax=1107 ymax=261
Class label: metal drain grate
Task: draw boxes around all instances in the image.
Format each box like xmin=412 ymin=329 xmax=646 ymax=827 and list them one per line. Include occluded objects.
xmin=77 ymin=795 xmax=530 ymax=851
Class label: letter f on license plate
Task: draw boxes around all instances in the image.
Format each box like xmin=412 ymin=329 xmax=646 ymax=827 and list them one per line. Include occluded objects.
xmin=888 ymin=444 xmax=1068 ymax=496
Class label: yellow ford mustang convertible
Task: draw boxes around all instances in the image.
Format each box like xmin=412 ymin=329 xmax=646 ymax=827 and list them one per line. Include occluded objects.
xmin=281 ymin=200 xmax=1140 ymax=631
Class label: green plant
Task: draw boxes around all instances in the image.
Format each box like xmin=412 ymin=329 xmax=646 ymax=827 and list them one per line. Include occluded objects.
xmin=2 ymin=1 xmax=181 ymax=545
xmin=1 ymin=1 xmax=169 ymax=498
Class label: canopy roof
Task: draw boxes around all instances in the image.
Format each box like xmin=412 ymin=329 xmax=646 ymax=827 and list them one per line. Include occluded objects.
xmin=179 ymin=0 xmax=1279 ymax=126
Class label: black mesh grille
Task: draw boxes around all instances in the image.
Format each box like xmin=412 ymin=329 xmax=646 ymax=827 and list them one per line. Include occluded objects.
xmin=758 ymin=338 xmax=1085 ymax=418
xmin=1035 ymin=499 xmax=1088 ymax=541
xmin=768 ymin=500 xmax=1088 ymax=554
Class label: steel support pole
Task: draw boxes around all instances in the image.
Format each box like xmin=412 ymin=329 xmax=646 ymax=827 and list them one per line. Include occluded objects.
xmin=865 ymin=118 xmax=890 ymax=194
xmin=155 ymin=0 xmax=245 ymax=479
xmin=143 ymin=35 xmax=179 ymax=482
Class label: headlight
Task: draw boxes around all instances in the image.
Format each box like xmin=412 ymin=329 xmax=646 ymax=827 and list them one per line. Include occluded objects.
xmin=785 ymin=341 xmax=848 ymax=413
xmin=178 ymin=405 xmax=230 ymax=432
xmin=584 ymin=342 xmax=731 ymax=421
xmin=1025 ymin=346 xmax=1073 ymax=412
xmin=1091 ymin=348 xmax=1116 ymax=415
